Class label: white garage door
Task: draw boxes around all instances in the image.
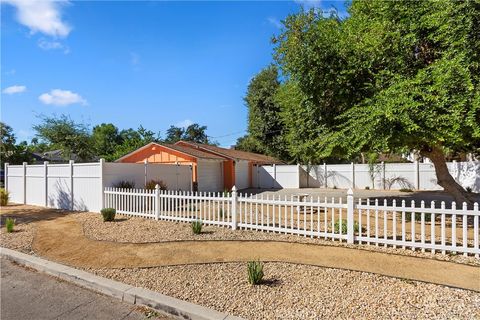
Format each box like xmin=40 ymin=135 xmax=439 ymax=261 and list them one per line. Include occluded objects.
xmin=197 ymin=160 xmax=223 ymax=192
xmin=235 ymin=160 xmax=250 ymax=190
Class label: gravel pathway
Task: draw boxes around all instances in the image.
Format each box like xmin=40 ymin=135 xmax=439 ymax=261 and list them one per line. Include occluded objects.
xmin=77 ymin=212 xmax=479 ymax=266
xmin=89 ymin=262 xmax=480 ymax=320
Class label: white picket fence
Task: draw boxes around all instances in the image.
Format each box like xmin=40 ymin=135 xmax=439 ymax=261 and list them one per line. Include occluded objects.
xmin=104 ymin=186 xmax=480 ymax=257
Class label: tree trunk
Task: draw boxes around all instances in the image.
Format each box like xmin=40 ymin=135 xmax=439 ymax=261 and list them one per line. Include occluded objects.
xmin=420 ymin=146 xmax=474 ymax=205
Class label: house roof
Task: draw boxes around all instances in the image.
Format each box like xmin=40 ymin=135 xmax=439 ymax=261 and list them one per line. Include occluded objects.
xmin=115 ymin=142 xmax=224 ymax=162
xmin=175 ymin=141 xmax=283 ymax=164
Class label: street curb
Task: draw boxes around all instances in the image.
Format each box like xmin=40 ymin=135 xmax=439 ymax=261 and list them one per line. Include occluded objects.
xmin=0 ymin=248 xmax=243 ymax=320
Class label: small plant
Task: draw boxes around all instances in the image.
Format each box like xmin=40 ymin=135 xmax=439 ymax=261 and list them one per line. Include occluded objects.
xmin=145 ymin=179 xmax=167 ymax=190
xmin=365 ymin=186 xmax=370 ymax=190
xmin=247 ymin=260 xmax=264 ymax=285
xmin=222 ymin=189 xmax=230 ymax=197
xmin=333 ymin=185 xmax=337 ymax=189
xmin=191 ymin=220 xmax=203 ymax=234
xmin=404 ymin=212 xmax=432 ymax=222
xmin=5 ymin=217 xmax=15 ymax=233
xmin=399 ymin=188 xmax=413 ymax=192
xmin=334 ymin=219 xmax=360 ymax=234
xmin=466 ymin=187 xmax=472 ymax=193
xmin=113 ymin=180 xmax=135 ymax=189
xmin=0 ymin=188 xmax=9 ymax=206
xmin=101 ymin=208 xmax=116 ymax=222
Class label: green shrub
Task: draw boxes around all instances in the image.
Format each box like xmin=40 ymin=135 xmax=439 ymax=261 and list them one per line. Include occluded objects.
xmin=191 ymin=220 xmax=203 ymax=234
xmin=113 ymin=180 xmax=135 ymax=189
xmin=404 ymin=212 xmax=432 ymax=222
xmin=145 ymin=179 xmax=167 ymax=190
xmin=247 ymin=260 xmax=264 ymax=285
xmin=399 ymin=188 xmax=413 ymax=192
xmin=334 ymin=219 xmax=361 ymax=234
xmin=0 ymin=188 xmax=9 ymax=206
xmin=222 ymin=189 xmax=230 ymax=197
xmin=5 ymin=218 xmax=15 ymax=233
xmin=218 ymin=208 xmax=224 ymax=218
xmin=101 ymin=208 xmax=116 ymax=222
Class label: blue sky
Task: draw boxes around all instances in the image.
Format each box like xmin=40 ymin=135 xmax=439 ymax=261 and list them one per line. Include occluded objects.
xmin=1 ymin=0 xmax=348 ymax=147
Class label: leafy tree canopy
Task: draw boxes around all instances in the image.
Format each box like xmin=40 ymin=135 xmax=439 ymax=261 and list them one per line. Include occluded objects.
xmin=273 ymin=0 xmax=479 ymax=203
xmin=237 ymin=65 xmax=290 ymax=161
xmin=0 ymin=122 xmax=32 ymax=164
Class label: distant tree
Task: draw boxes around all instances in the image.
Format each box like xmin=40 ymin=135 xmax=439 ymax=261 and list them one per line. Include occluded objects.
xmin=112 ymin=126 xmax=159 ymax=160
xmin=0 ymin=122 xmax=32 ymax=164
xmin=32 ymin=115 xmax=94 ymax=162
xmin=183 ymin=124 xmax=209 ymax=144
xmin=165 ymin=125 xmax=184 ymax=143
xmin=239 ymin=65 xmax=289 ymax=160
xmin=235 ymin=135 xmax=263 ymax=154
xmin=92 ymin=123 xmax=122 ymax=161
xmin=165 ymin=123 xmax=213 ymax=145
xmin=274 ymin=0 xmax=480 ymax=204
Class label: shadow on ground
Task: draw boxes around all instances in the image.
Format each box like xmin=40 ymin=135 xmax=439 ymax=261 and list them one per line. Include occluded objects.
xmin=0 ymin=205 xmax=71 ymax=225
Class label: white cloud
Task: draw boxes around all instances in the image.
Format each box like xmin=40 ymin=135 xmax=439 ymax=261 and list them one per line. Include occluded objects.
xmin=37 ymin=38 xmax=70 ymax=53
xmin=2 ymin=85 xmax=26 ymax=94
xmin=3 ymin=0 xmax=71 ymax=37
xmin=175 ymin=119 xmax=194 ymax=128
xmin=267 ymin=17 xmax=282 ymax=29
xmin=38 ymin=89 xmax=87 ymax=106
xmin=295 ymin=0 xmax=322 ymax=9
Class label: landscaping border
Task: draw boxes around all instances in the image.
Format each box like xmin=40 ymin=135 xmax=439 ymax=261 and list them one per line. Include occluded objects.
xmin=0 ymin=247 xmax=243 ymax=320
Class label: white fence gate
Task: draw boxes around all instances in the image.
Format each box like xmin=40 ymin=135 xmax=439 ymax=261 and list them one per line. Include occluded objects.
xmin=104 ymin=187 xmax=480 ymax=257
xmin=5 ymin=160 xmax=193 ymax=212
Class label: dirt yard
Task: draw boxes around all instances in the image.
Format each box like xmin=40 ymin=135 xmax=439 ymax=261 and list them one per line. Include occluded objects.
xmin=76 ymin=212 xmax=479 ymax=266
xmin=1 ymin=204 xmax=480 ymax=320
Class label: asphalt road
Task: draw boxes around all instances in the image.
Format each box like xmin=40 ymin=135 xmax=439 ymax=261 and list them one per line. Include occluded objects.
xmin=0 ymin=258 xmax=171 ymax=320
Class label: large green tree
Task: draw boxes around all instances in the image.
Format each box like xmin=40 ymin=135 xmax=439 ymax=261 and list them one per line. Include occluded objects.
xmin=274 ymin=1 xmax=480 ymax=203
xmin=92 ymin=123 xmax=122 ymax=161
xmin=165 ymin=123 xmax=214 ymax=145
xmin=237 ymin=65 xmax=289 ymax=160
xmin=32 ymin=115 xmax=94 ymax=162
xmin=0 ymin=122 xmax=32 ymax=164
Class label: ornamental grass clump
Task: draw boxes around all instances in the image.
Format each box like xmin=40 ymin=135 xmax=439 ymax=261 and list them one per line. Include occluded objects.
xmin=0 ymin=188 xmax=9 ymax=206
xmin=247 ymin=260 xmax=264 ymax=285
xmin=5 ymin=218 xmax=15 ymax=233
xmin=334 ymin=219 xmax=361 ymax=234
xmin=101 ymin=208 xmax=116 ymax=222
xmin=191 ymin=220 xmax=203 ymax=234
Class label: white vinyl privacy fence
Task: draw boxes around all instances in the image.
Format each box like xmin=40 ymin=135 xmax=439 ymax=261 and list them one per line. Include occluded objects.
xmin=4 ymin=160 xmax=192 ymax=212
xmin=104 ymin=186 xmax=479 ymax=257
xmin=254 ymin=161 xmax=480 ymax=192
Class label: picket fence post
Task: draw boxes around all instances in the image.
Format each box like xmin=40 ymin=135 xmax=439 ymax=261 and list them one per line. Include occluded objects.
xmin=347 ymin=188 xmax=354 ymax=243
xmin=4 ymin=162 xmax=9 ymax=193
xmin=22 ymin=162 xmax=27 ymax=204
xmin=231 ymin=185 xmax=238 ymax=230
xmin=155 ymin=184 xmax=160 ymax=220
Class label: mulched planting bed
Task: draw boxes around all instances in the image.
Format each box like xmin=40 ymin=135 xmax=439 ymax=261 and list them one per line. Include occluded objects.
xmin=77 ymin=212 xmax=480 ymax=266
xmin=88 ymin=262 xmax=480 ymax=320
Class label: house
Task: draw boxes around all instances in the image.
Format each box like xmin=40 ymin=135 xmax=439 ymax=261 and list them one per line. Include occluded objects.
xmin=116 ymin=141 xmax=281 ymax=191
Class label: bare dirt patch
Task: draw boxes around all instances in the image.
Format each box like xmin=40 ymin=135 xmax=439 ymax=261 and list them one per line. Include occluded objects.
xmin=77 ymin=212 xmax=480 ymax=266
xmin=89 ymin=262 xmax=480 ymax=320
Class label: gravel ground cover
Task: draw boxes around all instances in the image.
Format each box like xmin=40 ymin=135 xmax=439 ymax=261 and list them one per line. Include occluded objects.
xmin=0 ymin=219 xmax=35 ymax=254
xmin=89 ymin=262 xmax=480 ymax=320
xmin=77 ymin=212 xmax=480 ymax=266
